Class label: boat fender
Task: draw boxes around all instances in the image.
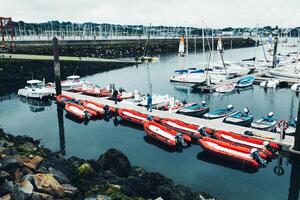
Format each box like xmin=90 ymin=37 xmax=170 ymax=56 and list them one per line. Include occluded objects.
xmin=202 ymin=100 xmax=206 ymax=106
xmin=175 ymin=133 xmax=187 ymax=147
xmin=250 ymin=148 xmax=267 ymax=167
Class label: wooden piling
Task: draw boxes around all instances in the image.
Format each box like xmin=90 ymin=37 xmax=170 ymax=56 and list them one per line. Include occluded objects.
xmin=53 ymin=37 xmax=62 ymax=96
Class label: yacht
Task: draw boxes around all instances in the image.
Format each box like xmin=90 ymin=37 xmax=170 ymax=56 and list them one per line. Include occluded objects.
xmin=18 ymin=80 xmax=52 ymax=99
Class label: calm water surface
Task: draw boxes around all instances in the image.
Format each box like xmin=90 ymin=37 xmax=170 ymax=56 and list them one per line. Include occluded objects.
xmin=1 ymin=41 xmax=300 ymax=200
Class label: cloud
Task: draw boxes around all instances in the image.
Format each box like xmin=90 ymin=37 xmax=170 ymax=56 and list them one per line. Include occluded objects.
xmin=1 ymin=0 xmax=299 ymax=27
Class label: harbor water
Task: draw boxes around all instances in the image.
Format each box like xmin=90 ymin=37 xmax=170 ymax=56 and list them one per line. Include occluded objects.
xmin=0 ymin=41 xmax=300 ymax=200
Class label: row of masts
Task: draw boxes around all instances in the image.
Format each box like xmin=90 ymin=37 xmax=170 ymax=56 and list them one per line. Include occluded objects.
xmin=5 ymin=21 xmax=295 ymax=41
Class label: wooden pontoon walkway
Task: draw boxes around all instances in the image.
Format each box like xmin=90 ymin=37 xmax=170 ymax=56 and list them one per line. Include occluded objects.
xmin=63 ymin=91 xmax=295 ymax=150
xmin=0 ymin=53 xmax=140 ymax=64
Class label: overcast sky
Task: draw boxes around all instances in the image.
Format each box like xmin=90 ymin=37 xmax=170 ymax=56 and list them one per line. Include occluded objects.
xmin=1 ymin=0 xmax=299 ymax=28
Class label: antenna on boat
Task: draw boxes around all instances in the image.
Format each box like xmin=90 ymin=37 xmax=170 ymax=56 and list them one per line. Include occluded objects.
xmin=73 ymin=66 xmax=79 ymax=76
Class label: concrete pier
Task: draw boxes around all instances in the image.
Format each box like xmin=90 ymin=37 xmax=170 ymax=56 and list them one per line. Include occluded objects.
xmin=63 ymin=91 xmax=295 ymax=150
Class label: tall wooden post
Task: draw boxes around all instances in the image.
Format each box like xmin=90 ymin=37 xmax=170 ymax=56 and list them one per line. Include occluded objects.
xmin=53 ymin=37 xmax=61 ymax=96
xmin=294 ymin=99 xmax=300 ymax=151
xmin=272 ymin=37 xmax=278 ymax=68
xmin=288 ymin=155 xmax=300 ymax=200
xmin=57 ymin=104 xmax=65 ymax=155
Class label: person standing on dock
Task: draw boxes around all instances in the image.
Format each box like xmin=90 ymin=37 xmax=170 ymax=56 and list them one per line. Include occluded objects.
xmin=112 ymin=89 xmax=118 ymax=105
xmin=146 ymin=93 xmax=152 ymax=112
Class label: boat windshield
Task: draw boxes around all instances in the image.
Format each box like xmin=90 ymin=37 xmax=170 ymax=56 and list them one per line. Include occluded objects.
xmin=29 ymin=82 xmax=44 ymax=89
xmin=68 ymin=78 xmax=80 ymax=82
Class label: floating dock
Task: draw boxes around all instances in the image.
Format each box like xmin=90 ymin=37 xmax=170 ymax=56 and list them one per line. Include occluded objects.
xmin=63 ymin=91 xmax=295 ymax=150
xmin=191 ymin=73 xmax=300 ymax=93
xmin=0 ymin=53 xmax=140 ymax=64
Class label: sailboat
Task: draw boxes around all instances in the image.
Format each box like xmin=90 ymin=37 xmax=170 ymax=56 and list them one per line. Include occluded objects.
xmin=135 ymin=24 xmax=159 ymax=63
xmin=178 ymin=36 xmax=186 ymax=57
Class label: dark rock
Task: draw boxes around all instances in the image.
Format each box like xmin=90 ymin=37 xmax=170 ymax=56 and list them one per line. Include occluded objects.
xmin=31 ymin=192 xmax=53 ymax=200
xmin=48 ymin=167 xmax=69 ymax=184
xmin=97 ymin=149 xmax=131 ymax=177
xmin=61 ymin=183 xmax=78 ymax=197
xmin=0 ymin=170 xmax=12 ymax=182
xmin=0 ymin=179 xmax=14 ymax=195
xmin=0 ymin=158 xmax=21 ymax=171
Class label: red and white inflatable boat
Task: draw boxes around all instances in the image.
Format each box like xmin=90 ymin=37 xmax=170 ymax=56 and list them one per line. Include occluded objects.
xmin=118 ymin=109 xmax=159 ymax=125
xmin=65 ymin=102 xmax=98 ymax=120
xmin=144 ymin=121 xmax=191 ymax=146
xmin=56 ymin=94 xmax=75 ymax=104
xmin=159 ymin=118 xmax=202 ymax=139
xmin=202 ymin=128 xmax=280 ymax=157
xmin=198 ymin=137 xmax=266 ymax=168
xmin=80 ymin=100 xmax=106 ymax=116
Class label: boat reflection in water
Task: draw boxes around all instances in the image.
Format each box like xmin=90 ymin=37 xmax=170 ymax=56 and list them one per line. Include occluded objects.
xmin=19 ymin=96 xmax=52 ymax=113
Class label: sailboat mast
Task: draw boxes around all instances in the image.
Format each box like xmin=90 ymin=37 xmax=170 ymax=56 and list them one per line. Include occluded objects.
xmin=202 ymin=27 xmax=205 ymax=64
xmin=211 ymin=28 xmax=214 ymax=63
xmin=185 ymin=25 xmax=188 ymax=55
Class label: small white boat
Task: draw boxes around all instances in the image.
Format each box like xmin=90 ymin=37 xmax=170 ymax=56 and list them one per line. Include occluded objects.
xmin=139 ymin=94 xmax=172 ymax=109
xmin=251 ymin=112 xmax=277 ymax=131
xmin=215 ymin=83 xmax=236 ymax=93
xmin=291 ymin=83 xmax=300 ymax=92
xmin=18 ymin=80 xmax=52 ymax=99
xmin=61 ymin=75 xmax=85 ymax=90
xmin=259 ymin=79 xmax=280 ymax=88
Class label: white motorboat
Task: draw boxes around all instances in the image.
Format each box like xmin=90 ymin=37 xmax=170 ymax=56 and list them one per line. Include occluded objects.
xmin=61 ymin=75 xmax=85 ymax=90
xmin=259 ymin=79 xmax=280 ymax=88
xmin=18 ymin=80 xmax=52 ymax=99
xmin=215 ymin=83 xmax=236 ymax=93
xmin=291 ymin=83 xmax=300 ymax=92
xmin=267 ymin=65 xmax=300 ymax=79
xmin=139 ymin=94 xmax=172 ymax=109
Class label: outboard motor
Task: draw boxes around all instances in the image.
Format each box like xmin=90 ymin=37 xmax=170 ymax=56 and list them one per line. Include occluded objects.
xmin=250 ymin=148 xmax=267 ymax=167
xmin=267 ymin=112 xmax=274 ymax=122
xmin=83 ymin=110 xmax=90 ymax=120
xmin=227 ymin=104 xmax=234 ymax=110
xmin=198 ymin=127 xmax=210 ymax=137
xmin=75 ymin=98 xmax=80 ymax=104
xmin=104 ymin=105 xmax=110 ymax=116
xmin=263 ymin=141 xmax=276 ymax=155
xmin=147 ymin=115 xmax=153 ymax=121
xmin=244 ymin=107 xmax=249 ymax=115
xmin=175 ymin=133 xmax=187 ymax=147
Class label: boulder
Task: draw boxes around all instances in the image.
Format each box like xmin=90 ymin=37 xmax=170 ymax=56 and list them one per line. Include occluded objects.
xmin=48 ymin=167 xmax=69 ymax=184
xmin=0 ymin=179 xmax=14 ymax=195
xmin=0 ymin=170 xmax=12 ymax=182
xmin=12 ymin=180 xmax=34 ymax=200
xmin=31 ymin=192 xmax=53 ymax=200
xmin=0 ymin=194 xmax=12 ymax=200
xmin=0 ymin=158 xmax=21 ymax=171
xmin=61 ymin=183 xmax=78 ymax=197
xmin=97 ymin=149 xmax=131 ymax=177
xmin=85 ymin=195 xmax=112 ymax=200
xmin=16 ymin=155 xmax=43 ymax=170
xmin=32 ymin=173 xmax=64 ymax=197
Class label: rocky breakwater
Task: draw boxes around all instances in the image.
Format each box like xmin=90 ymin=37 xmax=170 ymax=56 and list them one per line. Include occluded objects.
xmin=0 ymin=129 xmax=214 ymax=200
